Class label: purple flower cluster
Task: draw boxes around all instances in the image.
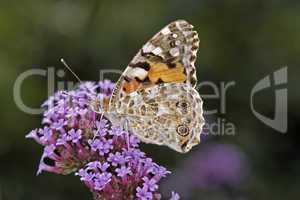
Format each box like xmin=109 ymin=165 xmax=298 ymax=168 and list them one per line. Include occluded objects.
xmin=162 ymin=143 xmax=249 ymax=199
xmin=186 ymin=143 xmax=250 ymax=188
xmin=27 ymin=80 xmax=180 ymax=200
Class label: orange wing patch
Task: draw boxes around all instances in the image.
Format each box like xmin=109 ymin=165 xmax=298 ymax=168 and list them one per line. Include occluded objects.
xmin=148 ymin=61 xmax=186 ymax=83
xmin=122 ymin=78 xmax=141 ymax=93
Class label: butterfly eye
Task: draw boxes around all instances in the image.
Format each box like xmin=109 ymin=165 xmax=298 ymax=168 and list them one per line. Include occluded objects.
xmin=176 ymin=125 xmax=189 ymax=137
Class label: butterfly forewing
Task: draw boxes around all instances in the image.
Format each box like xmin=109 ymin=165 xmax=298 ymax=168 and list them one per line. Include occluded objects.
xmin=110 ymin=20 xmax=199 ymax=108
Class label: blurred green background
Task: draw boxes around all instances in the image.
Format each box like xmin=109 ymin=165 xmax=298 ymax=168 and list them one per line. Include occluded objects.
xmin=0 ymin=0 xmax=299 ymax=199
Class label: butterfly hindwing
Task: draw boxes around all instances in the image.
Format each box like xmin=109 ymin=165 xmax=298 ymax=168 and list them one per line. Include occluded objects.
xmin=115 ymin=83 xmax=204 ymax=153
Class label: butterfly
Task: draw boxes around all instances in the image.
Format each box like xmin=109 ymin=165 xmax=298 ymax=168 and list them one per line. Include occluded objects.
xmin=92 ymin=20 xmax=205 ymax=153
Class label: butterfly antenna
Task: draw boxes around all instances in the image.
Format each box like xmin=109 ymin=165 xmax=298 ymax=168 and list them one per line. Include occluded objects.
xmin=60 ymin=58 xmax=82 ymax=83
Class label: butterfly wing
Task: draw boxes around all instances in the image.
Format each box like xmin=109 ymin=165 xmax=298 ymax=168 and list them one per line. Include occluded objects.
xmin=106 ymin=20 xmax=204 ymax=153
xmin=109 ymin=20 xmax=199 ymax=110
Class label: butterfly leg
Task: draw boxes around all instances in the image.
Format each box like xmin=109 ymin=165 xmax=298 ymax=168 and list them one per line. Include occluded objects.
xmin=123 ymin=118 xmax=131 ymax=150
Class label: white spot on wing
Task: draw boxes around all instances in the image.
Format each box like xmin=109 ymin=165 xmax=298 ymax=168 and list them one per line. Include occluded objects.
xmin=161 ymin=27 xmax=171 ymax=35
xmin=169 ymin=47 xmax=180 ymax=57
xmin=183 ymin=31 xmax=192 ymax=37
xmin=175 ymin=40 xmax=181 ymax=46
xmin=143 ymin=43 xmax=155 ymax=53
xmin=152 ymin=47 xmax=163 ymax=55
xmin=175 ymin=21 xmax=181 ymax=30
xmin=127 ymin=67 xmax=148 ymax=79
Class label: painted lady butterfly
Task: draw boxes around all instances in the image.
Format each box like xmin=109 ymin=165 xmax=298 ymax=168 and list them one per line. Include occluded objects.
xmin=92 ymin=20 xmax=205 ymax=153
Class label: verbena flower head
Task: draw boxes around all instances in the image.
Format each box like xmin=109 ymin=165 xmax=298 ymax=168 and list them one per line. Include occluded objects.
xmin=163 ymin=143 xmax=249 ymax=199
xmin=27 ymin=80 xmax=180 ymax=200
xmin=185 ymin=143 xmax=250 ymax=188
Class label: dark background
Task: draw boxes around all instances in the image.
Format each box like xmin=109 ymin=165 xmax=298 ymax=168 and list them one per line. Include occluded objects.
xmin=0 ymin=0 xmax=299 ymax=199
